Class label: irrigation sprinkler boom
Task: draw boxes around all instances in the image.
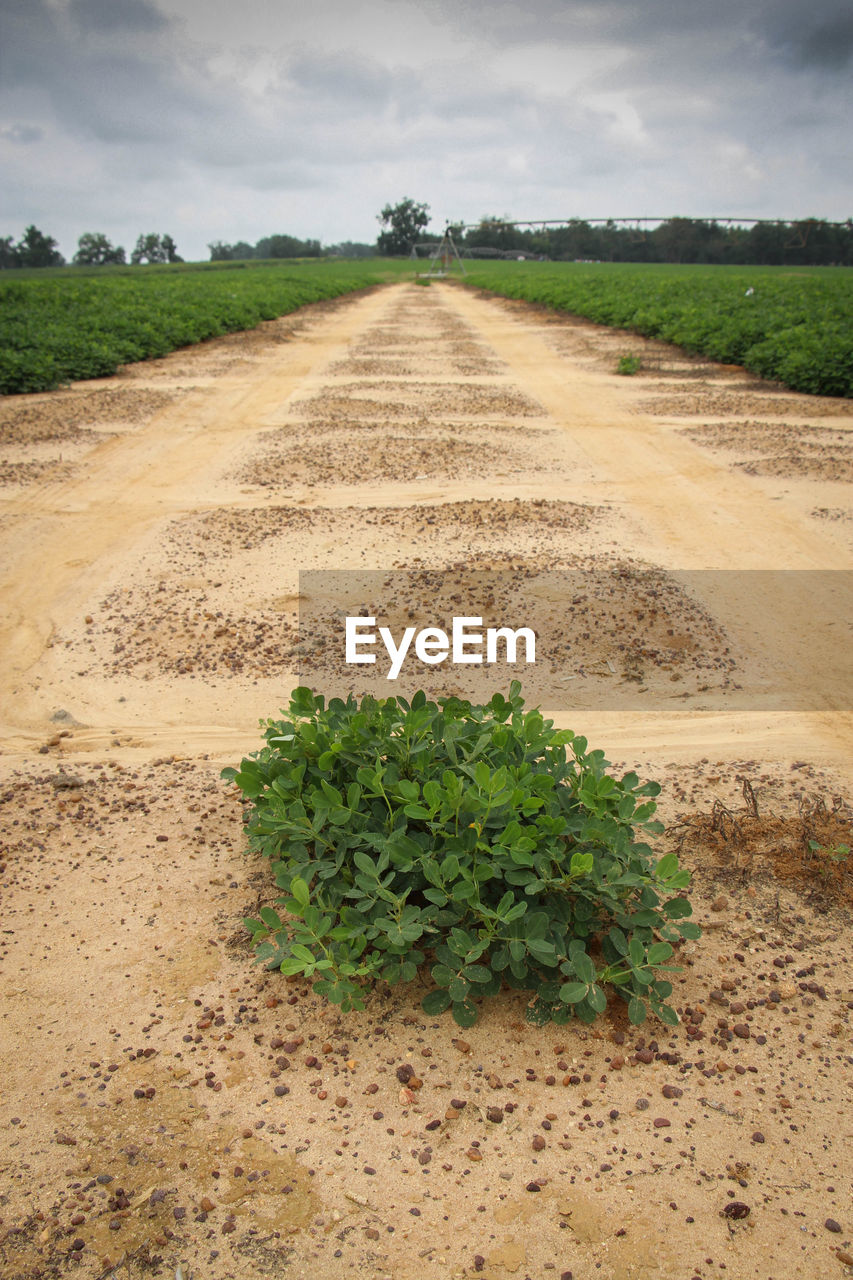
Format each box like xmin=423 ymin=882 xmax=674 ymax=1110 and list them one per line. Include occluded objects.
xmin=450 ymin=216 xmax=849 ymax=231
xmin=413 ymin=226 xmax=467 ymax=278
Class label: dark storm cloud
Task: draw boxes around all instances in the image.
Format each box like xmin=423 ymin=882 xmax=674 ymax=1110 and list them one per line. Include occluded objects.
xmin=431 ymin=0 xmax=853 ymax=82
xmin=422 ymin=0 xmax=746 ymax=44
xmin=0 ymin=0 xmax=56 ymax=85
xmin=0 ymin=0 xmax=849 ymax=258
xmin=68 ymin=0 xmax=170 ymax=36
xmin=436 ymin=0 xmax=853 ymax=51
xmin=0 ymin=0 xmax=229 ymax=147
xmin=759 ymin=3 xmax=853 ymax=70
xmin=285 ymin=50 xmax=396 ymax=108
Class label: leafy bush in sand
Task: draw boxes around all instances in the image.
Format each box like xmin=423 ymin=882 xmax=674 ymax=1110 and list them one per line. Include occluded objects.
xmin=224 ymin=684 xmax=700 ymax=1028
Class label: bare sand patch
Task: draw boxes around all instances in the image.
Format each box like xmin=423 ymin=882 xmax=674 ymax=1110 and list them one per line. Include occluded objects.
xmin=239 ymin=432 xmax=546 ymax=488
xmin=295 ymin=381 xmax=544 ymax=421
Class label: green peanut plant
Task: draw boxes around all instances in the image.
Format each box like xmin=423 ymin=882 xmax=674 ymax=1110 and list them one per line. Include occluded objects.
xmin=462 ymin=262 xmax=853 ymax=398
xmin=223 ymin=684 xmax=700 ymax=1028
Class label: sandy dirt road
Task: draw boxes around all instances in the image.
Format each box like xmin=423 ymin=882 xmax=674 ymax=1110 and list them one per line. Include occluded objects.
xmin=1 ymin=281 xmax=852 ymax=1280
xmin=1 ymin=281 xmax=850 ymax=765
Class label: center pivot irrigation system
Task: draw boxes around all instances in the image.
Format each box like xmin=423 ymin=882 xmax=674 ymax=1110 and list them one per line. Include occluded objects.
xmin=411 ymin=215 xmax=845 ymax=276
xmin=413 ymin=227 xmax=468 ymax=278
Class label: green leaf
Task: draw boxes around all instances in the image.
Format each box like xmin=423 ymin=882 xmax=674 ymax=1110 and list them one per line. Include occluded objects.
xmin=441 ymin=854 xmax=460 ymax=881
xmin=448 ymin=974 xmax=470 ymax=1002
xmin=655 ymin=852 xmax=680 ymax=879
xmin=616 ymin=794 xmax=635 ymax=821
xmin=628 ymin=997 xmax=647 ymax=1025
xmin=346 ymin=782 xmax=362 ymax=809
xmin=628 ymin=909 xmax=661 ymax=927
xmin=473 ymin=760 xmax=490 ymax=789
xmin=451 ymin=998 xmax=478 ymax=1028
xmin=463 ymin=964 xmax=493 ymax=984
xmin=496 ymin=890 xmax=515 ymax=916
xmin=477 ymin=971 xmax=502 ymax=998
xmin=509 ymin=845 xmax=535 ymax=867
xmin=559 ymin=981 xmax=588 ymax=1004
xmin=403 ymin=803 xmax=432 ymax=820
xmin=421 ymin=988 xmax=452 ymax=1016
xmin=290 ymin=877 xmax=310 ymax=908
xmin=231 ymin=768 xmax=264 ymax=798
xmin=289 ymin=686 xmax=317 ymax=717
xmin=607 ymin=926 xmax=629 ymax=956
xmin=423 ymin=780 xmax=443 ymax=808
xmin=527 ymin=937 xmax=557 ymax=964
xmin=508 ymin=938 xmax=526 ymax=963
xmin=663 ymin=897 xmax=693 ymax=919
xmin=587 ymin=983 xmax=607 ymax=1013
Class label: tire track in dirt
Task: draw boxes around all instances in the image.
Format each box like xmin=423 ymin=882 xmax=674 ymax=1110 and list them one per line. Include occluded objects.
xmin=0 ymin=287 xmax=397 ymax=738
xmin=437 ymin=284 xmax=853 ymax=770
xmin=441 ymin=284 xmax=847 ymax=570
xmin=1 ymin=279 xmax=851 ymax=773
xmin=0 ymin=282 xmax=615 ymax=751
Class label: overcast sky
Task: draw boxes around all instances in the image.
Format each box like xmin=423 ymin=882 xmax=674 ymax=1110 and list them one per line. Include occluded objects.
xmin=1 ymin=0 xmax=851 ymax=261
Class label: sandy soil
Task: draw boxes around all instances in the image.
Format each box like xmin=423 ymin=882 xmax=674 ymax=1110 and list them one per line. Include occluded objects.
xmin=0 ymin=281 xmax=852 ymax=1280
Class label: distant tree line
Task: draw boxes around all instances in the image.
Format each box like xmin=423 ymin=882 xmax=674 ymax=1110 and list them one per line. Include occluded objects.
xmin=453 ymin=216 xmax=853 ymax=266
xmin=4 ymin=211 xmax=851 ymax=270
xmin=209 ymin=234 xmax=323 ymax=261
xmin=209 ymin=237 xmax=384 ymax=261
xmin=0 ymin=227 xmax=182 ymax=268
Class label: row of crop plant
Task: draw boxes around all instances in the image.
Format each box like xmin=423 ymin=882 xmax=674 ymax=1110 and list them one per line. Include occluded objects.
xmin=459 ymin=262 xmax=852 ymax=398
xmin=0 ymin=260 xmax=395 ymax=394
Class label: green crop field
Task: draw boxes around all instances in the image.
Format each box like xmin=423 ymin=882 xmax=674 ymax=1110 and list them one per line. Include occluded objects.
xmin=0 ymin=258 xmax=408 ymax=395
xmin=3 ymin=256 xmax=851 ymax=398
xmin=459 ymin=261 xmax=853 ymax=398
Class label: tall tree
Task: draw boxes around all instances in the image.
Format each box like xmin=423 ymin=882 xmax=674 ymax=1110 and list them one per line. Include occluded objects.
xmin=161 ymin=234 xmax=182 ymax=263
xmin=0 ymin=235 xmax=18 ymax=269
xmin=209 ymin=240 xmax=256 ymax=261
xmin=73 ymin=232 xmax=126 ymax=266
xmin=16 ymin=225 xmax=64 ymax=268
xmin=376 ymin=198 xmax=430 ymax=255
xmin=131 ymin=233 xmax=165 ymax=264
xmin=131 ymin=233 xmax=180 ymax=264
